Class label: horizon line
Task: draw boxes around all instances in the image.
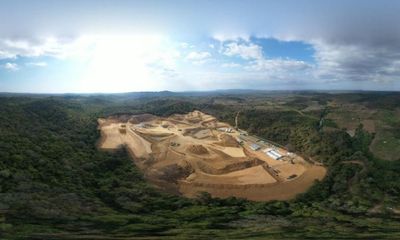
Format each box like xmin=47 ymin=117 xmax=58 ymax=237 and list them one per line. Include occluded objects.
xmin=1 ymin=89 xmax=400 ymax=95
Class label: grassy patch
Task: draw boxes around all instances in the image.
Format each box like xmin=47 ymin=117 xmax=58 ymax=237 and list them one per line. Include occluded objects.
xmin=370 ymin=129 xmax=400 ymax=161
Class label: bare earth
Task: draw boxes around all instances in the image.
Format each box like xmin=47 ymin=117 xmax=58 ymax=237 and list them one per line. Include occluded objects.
xmin=98 ymin=110 xmax=326 ymax=201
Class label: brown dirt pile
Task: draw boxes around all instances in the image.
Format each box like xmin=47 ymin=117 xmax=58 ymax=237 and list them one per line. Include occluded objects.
xmin=128 ymin=114 xmax=156 ymax=124
xmin=217 ymin=134 xmax=239 ymax=147
xmin=187 ymin=144 xmax=209 ymax=155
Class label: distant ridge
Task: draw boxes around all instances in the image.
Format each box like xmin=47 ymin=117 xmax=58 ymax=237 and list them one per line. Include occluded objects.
xmin=0 ymin=89 xmax=399 ymax=98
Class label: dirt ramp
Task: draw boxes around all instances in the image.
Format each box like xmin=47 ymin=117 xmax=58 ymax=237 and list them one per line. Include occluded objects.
xmin=128 ymin=114 xmax=156 ymax=124
xmin=179 ymin=165 xmax=326 ymax=201
xmin=187 ymin=144 xmax=209 ymax=155
xmin=149 ymin=163 xmax=193 ymax=184
xmin=217 ymin=134 xmax=239 ymax=147
xmin=197 ymin=158 xmax=265 ymax=175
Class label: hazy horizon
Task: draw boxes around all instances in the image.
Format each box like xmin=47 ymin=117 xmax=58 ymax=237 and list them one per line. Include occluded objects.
xmin=2 ymin=88 xmax=400 ymax=95
xmin=1 ymin=0 xmax=400 ymax=93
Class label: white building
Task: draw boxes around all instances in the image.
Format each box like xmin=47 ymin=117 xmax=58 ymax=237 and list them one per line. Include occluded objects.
xmin=264 ymin=148 xmax=283 ymax=160
xmin=250 ymin=143 xmax=261 ymax=151
xmin=236 ymin=137 xmax=243 ymax=144
xmin=218 ymin=127 xmax=234 ymax=133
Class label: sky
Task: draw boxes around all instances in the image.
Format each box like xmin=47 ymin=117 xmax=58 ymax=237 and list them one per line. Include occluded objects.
xmin=1 ymin=0 xmax=400 ymax=93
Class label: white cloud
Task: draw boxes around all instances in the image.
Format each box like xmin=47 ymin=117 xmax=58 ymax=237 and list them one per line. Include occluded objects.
xmin=186 ymin=51 xmax=211 ymax=60
xmin=248 ymin=58 xmax=311 ymax=72
xmin=0 ymin=50 xmax=16 ymax=59
xmin=2 ymin=33 xmax=399 ymax=91
xmin=180 ymin=42 xmax=189 ymax=48
xmin=312 ymin=40 xmax=400 ymax=83
xmin=178 ymin=69 xmax=315 ymax=91
xmin=223 ymin=41 xmax=263 ymax=60
xmin=186 ymin=51 xmax=211 ymax=65
xmin=2 ymin=62 xmax=19 ymax=71
xmin=221 ymin=62 xmax=241 ymax=68
xmin=0 ymin=38 xmax=61 ymax=59
xmin=221 ymin=39 xmax=311 ymax=75
xmin=26 ymin=61 xmax=47 ymax=67
xmin=1 ymin=1 xmax=400 ymax=91
xmin=180 ymin=42 xmax=196 ymax=49
xmin=213 ymin=34 xmax=250 ymax=43
xmin=77 ymin=35 xmax=182 ymax=92
xmin=0 ymin=36 xmax=95 ymax=60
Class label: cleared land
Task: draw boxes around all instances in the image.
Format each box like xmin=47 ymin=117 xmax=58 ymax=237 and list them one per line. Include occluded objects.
xmin=370 ymin=129 xmax=400 ymax=161
xmin=98 ymin=111 xmax=326 ymax=201
xmin=325 ymin=101 xmax=400 ymax=161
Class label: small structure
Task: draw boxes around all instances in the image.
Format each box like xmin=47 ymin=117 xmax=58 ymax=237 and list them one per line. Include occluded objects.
xmin=287 ymin=174 xmax=297 ymax=180
xmin=170 ymin=142 xmax=180 ymax=147
xmin=119 ymin=124 xmax=127 ymax=134
xmin=218 ymin=127 xmax=234 ymax=133
xmin=250 ymin=143 xmax=261 ymax=151
xmin=264 ymin=148 xmax=283 ymax=160
xmin=238 ymin=129 xmax=248 ymax=136
xmin=235 ymin=137 xmax=243 ymax=144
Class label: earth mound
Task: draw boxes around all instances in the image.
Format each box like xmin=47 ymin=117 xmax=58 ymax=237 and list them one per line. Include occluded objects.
xmin=187 ymin=144 xmax=209 ymax=155
xmin=151 ymin=163 xmax=193 ymax=183
xmin=217 ymin=134 xmax=239 ymax=147
xmin=128 ymin=114 xmax=156 ymax=124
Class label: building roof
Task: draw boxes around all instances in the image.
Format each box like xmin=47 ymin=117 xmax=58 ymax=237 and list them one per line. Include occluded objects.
xmin=250 ymin=143 xmax=261 ymax=150
xmin=265 ymin=149 xmax=283 ymax=160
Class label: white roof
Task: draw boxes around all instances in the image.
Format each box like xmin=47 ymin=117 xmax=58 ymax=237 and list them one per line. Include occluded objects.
xmin=264 ymin=149 xmax=283 ymax=160
xmin=250 ymin=143 xmax=261 ymax=149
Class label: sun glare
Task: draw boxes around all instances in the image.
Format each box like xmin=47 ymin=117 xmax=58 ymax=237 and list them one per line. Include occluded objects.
xmin=78 ymin=35 xmax=168 ymax=93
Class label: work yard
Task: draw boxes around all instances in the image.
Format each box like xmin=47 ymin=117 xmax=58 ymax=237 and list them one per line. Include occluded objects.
xmin=98 ymin=111 xmax=326 ymax=201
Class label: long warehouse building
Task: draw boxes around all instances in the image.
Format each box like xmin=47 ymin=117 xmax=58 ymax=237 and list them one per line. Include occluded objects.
xmin=264 ymin=148 xmax=283 ymax=160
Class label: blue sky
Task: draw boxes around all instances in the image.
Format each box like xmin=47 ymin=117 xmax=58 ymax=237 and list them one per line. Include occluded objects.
xmin=1 ymin=0 xmax=400 ymax=92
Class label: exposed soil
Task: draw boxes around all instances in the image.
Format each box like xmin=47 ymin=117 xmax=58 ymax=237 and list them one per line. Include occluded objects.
xmin=217 ymin=134 xmax=239 ymax=147
xmin=98 ymin=110 xmax=326 ymax=201
xmin=187 ymin=144 xmax=209 ymax=155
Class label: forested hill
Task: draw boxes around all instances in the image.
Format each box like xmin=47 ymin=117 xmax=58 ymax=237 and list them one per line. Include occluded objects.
xmin=1 ymin=93 xmax=400 ymax=239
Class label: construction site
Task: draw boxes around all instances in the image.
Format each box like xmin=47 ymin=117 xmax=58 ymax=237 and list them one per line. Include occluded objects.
xmin=98 ymin=110 xmax=326 ymax=201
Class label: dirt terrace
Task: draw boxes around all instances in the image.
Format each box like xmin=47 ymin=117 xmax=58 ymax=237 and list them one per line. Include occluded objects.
xmin=98 ymin=110 xmax=326 ymax=201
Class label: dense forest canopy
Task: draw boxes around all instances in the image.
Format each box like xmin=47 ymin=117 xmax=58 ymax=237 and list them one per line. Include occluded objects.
xmin=0 ymin=91 xmax=399 ymax=239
